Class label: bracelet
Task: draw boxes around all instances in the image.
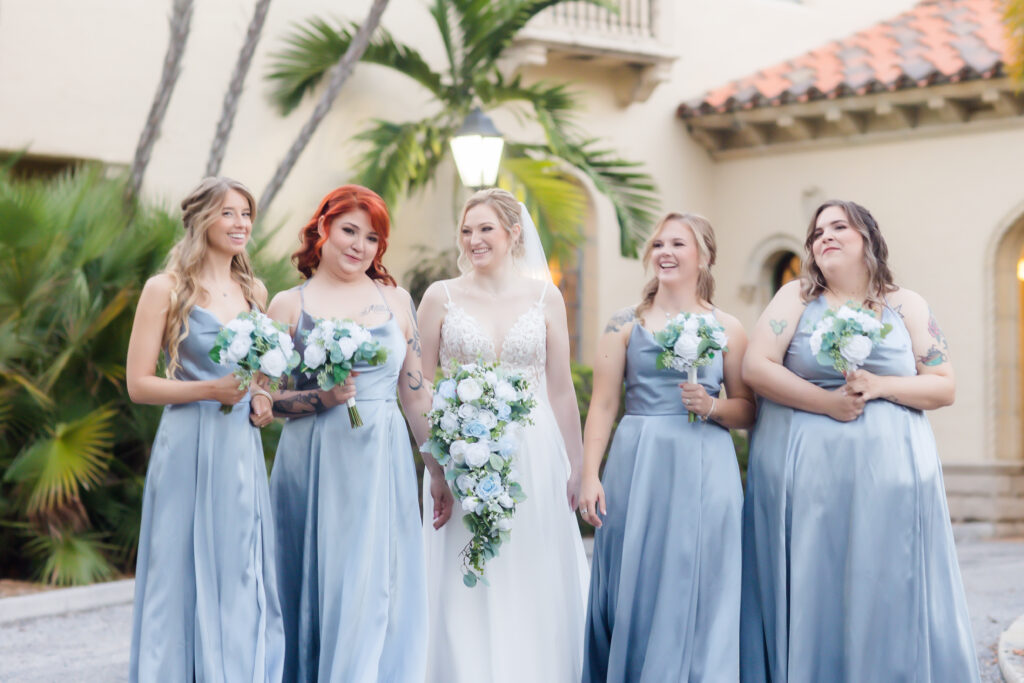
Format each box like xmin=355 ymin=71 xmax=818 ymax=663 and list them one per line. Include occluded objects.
xmin=251 ymin=387 xmax=273 ymax=403
xmin=702 ymin=397 xmax=716 ymax=422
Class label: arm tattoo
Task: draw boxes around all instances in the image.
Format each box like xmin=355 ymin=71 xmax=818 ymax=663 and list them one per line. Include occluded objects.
xmin=405 ymin=370 xmax=424 ymax=391
xmin=769 ymin=319 xmax=787 ymax=336
xmin=273 ymin=390 xmax=328 ymax=417
xmin=917 ymin=345 xmax=949 ymax=367
xmin=407 ymin=298 xmax=422 ymax=357
xmin=927 ymin=309 xmax=948 ymax=350
xmin=604 ymin=307 xmax=637 ymax=333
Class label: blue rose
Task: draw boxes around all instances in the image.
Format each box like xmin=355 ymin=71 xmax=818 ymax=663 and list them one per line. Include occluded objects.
xmin=438 ymin=379 xmax=457 ymax=400
xmin=494 ymin=433 xmax=517 ymax=458
xmin=463 ymin=420 xmax=489 ymax=439
xmin=495 ymin=402 xmax=511 ymax=420
xmin=476 ymin=473 xmax=503 ymax=500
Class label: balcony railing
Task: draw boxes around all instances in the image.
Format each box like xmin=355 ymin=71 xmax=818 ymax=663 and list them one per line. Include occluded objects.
xmin=533 ymin=0 xmax=657 ymax=41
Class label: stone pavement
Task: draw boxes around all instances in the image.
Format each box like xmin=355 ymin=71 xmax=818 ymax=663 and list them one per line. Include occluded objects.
xmin=1 ymin=538 xmax=1022 ymax=682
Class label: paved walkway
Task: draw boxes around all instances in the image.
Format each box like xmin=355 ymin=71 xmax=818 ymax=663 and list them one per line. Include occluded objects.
xmin=1 ymin=538 xmax=1022 ymax=682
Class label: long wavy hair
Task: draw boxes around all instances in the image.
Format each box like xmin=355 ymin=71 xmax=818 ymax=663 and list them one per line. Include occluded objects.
xmin=636 ymin=212 xmax=718 ymax=320
xmin=292 ymin=185 xmax=396 ymax=285
xmin=163 ymin=177 xmax=261 ymax=379
xmin=455 ymin=188 xmax=524 ymax=273
xmin=800 ymin=199 xmax=897 ymax=305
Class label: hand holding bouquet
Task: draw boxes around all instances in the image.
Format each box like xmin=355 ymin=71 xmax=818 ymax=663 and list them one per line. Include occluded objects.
xmin=421 ymin=361 xmax=535 ymax=587
xmin=208 ymin=311 xmax=299 ymax=413
xmin=653 ymin=313 xmax=728 ymax=422
xmin=809 ymin=304 xmax=892 ymax=374
xmin=300 ymin=317 xmax=388 ymax=427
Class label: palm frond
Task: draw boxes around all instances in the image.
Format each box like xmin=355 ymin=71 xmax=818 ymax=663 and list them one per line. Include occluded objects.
xmin=1007 ymin=0 xmax=1024 ymax=85
xmin=499 ymin=153 xmax=586 ymax=264
xmin=24 ymin=529 xmax=115 ymax=586
xmin=5 ymin=407 xmax=116 ymax=515
xmin=352 ymin=116 xmax=457 ymax=207
xmin=267 ymin=17 xmax=446 ymax=114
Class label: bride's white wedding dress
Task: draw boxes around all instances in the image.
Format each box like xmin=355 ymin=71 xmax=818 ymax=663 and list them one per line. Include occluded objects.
xmin=423 ymin=280 xmax=590 ymax=683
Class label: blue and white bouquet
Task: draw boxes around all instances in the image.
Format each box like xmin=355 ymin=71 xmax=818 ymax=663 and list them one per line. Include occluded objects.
xmin=300 ymin=318 xmax=388 ymax=427
xmin=208 ymin=310 xmax=299 ymax=413
xmin=653 ymin=312 xmax=728 ymax=422
xmin=809 ymin=303 xmax=892 ymax=374
xmin=421 ymin=361 xmax=536 ymax=587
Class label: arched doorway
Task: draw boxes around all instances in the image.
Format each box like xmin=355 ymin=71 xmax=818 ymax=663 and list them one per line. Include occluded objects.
xmin=990 ymin=213 xmax=1024 ymax=461
xmin=740 ymin=234 xmax=804 ymax=314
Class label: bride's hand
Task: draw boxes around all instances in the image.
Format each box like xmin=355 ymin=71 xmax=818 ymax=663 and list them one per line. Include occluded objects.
xmin=429 ymin=470 xmax=454 ymax=530
xmin=578 ymin=475 xmax=606 ymax=529
xmin=566 ymin=468 xmax=582 ymax=511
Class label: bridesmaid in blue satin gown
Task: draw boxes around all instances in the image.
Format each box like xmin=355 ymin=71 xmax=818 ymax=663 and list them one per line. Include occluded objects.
xmin=266 ymin=185 xmax=453 ymax=682
xmin=740 ymin=200 xmax=979 ymax=682
xmin=579 ymin=213 xmax=756 ymax=682
xmin=125 ymin=177 xmax=284 ymax=681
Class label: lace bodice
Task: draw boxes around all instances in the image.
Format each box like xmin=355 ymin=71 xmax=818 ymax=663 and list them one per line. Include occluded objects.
xmin=438 ymin=281 xmax=548 ymax=386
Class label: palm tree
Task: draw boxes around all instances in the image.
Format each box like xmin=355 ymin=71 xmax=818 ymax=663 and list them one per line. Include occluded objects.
xmin=205 ymin=0 xmax=274 ymax=177
xmin=265 ymin=0 xmax=659 ymax=259
xmin=125 ymin=0 xmax=194 ymax=204
xmin=1006 ymin=0 xmax=1024 ymax=84
xmin=259 ymin=0 xmax=392 ymax=215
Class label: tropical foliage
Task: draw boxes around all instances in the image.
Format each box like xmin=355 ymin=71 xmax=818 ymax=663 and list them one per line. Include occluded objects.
xmin=266 ymin=0 xmax=659 ymax=260
xmin=1006 ymin=0 xmax=1024 ymax=85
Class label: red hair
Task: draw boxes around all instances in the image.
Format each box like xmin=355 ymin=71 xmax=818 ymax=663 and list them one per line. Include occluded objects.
xmin=292 ymin=184 xmax=397 ymax=285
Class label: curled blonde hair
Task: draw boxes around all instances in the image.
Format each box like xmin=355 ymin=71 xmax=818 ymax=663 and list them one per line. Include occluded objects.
xmin=455 ymin=188 xmax=524 ymax=273
xmin=636 ymin=212 xmax=718 ymax=320
xmin=163 ymin=177 xmax=262 ymax=378
xmin=800 ymin=199 xmax=897 ymax=306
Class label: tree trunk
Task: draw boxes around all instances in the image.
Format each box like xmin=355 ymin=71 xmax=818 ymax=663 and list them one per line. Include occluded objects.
xmin=205 ymin=0 xmax=273 ymax=177
xmin=124 ymin=0 xmax=194 ymax=205
xmin=258 ymin=0 xmax=391 ymax=216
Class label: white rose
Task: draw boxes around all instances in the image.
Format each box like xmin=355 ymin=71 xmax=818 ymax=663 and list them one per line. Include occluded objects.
xmin=431 ymin=393 xmax=447 ymax=411
xmin=497 ymin=493 xmax=514 ymax=508
xmin=461 ymin=496 xmax=480 ymax=512
xmin=809 ymin=328 xmax=825 ymax=356
xmin=457 ymin=403 xmax=479 ymax=420
xmin=484 ymin=371 xmax=498 ymax=385
xmin=682 ymin=315 xmax=700 ymax=333
xmin=839 ymin=334 xmax=873 ymax=368
xmin=496 ymin=517 xmax=513 ymax=531
xmin=226 ymin=318 xmax=255 ymax=336
xmin=858 ymin=313 xmax=882 ymax=334
xmin=837 ymin=306 xmax=858 ymax=321
xmin=259 ymin=347 xmax=288 ymax=378
xmin=225 ymin=333 xmax=252 ymax=363
xmin=476 ymin=410 xmax=497 ymax=430
xmin=449 ymin=440 xmax=469 ymax=465
xmin=711 ymin=328 xmax=728 ymax=348
xmin=277 ymin=332 xmax=294 ymax=354
xmin=336 ymin=337 xmax=358 ymax=359
xmin=456 ymin=474 xmax=476 ymax=495
xmin=464 ymin=442 xmax=491 ymax=468
xmin=672 ymin=333 xmax=700 ymax=365
xmin=351 ymin=326 xmax=372 ymax=347
xmin=303 ymin=342 xmax=327 ymax=369
xmin=440 ymin=411 xmax=459 ymax=434
xmin=457 ymin=378 xmax=483 ymax=402
xmin=494 ymin=381 xmax=517 ymax=403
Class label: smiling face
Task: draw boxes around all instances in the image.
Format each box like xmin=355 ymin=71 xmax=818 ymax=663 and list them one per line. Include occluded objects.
xmin=319 ymin=208 xmax=379 ymax=277
xmin=810 ymin=205 xmax=866 ymax=275
xmin=459 ymin=202 xmax=519 ymax=272
xmin=649 ymin=217 xmax=701 ymax=286
xmin=205 ymin=189 xmax=252 ymax=256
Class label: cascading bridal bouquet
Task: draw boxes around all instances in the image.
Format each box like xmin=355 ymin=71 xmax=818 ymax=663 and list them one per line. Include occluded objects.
xmin=299 ymin=318 xmax=388 ymax=427
xmin=653 ymin=312 xmax=729 ymax=422
xmin=208 ymin=310 xmax=299 ymax=413
xmin=809 ymin=303 xmax=892 ymax=374
xmin=421 ymin=361 xmax=536 ymax=587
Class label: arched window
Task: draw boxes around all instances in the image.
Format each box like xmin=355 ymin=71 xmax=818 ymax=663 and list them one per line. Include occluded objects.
xmin=771 ymin=251 xmax=802 ymax=293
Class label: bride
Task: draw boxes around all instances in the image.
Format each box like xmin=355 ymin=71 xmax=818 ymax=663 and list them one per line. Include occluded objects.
xmin=417 ymin=188 xmax=590 ymax=682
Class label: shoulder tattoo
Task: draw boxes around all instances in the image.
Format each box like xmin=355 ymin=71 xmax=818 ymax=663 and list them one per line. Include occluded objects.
xmin=604 ymin=307 xmax=637 ymax=334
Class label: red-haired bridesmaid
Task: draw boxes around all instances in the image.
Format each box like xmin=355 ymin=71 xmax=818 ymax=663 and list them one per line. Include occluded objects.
xmin=266 ymin=185 xmax=452 ymax=682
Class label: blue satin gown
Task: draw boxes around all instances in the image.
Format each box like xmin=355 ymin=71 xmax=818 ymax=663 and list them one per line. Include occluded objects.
xmin=740 ymin=296 xmax=979 ymax=682
xmin=584 ymin=320 xmax=743 ymax=682
xmin=270 ymin=287 xmax=426 ymax=682
xmin=130 ymin=305 xmax=285 ymax=682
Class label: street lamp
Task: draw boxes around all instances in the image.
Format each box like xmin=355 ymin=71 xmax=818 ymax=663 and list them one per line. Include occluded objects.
xmin=450 ymin=107 xmax=504 ymax=189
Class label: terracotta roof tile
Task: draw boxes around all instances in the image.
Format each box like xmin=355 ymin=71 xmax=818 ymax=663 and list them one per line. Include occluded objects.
xmin=678 ymin=0 xmax=1009 ymax=117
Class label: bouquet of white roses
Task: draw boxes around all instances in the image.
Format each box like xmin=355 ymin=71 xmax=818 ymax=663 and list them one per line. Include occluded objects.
xmin=300 ymin=318 xmax=388 ymax=427
xmin=208 ymin=310 xmax=299 ymax=413
xmin=653 ymin=312 xmax=728 ymax=422
xmin=810 ymin=303 xmax=892 ymax=374
xmin=421 ymin=361 xmax=536 ymax=587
